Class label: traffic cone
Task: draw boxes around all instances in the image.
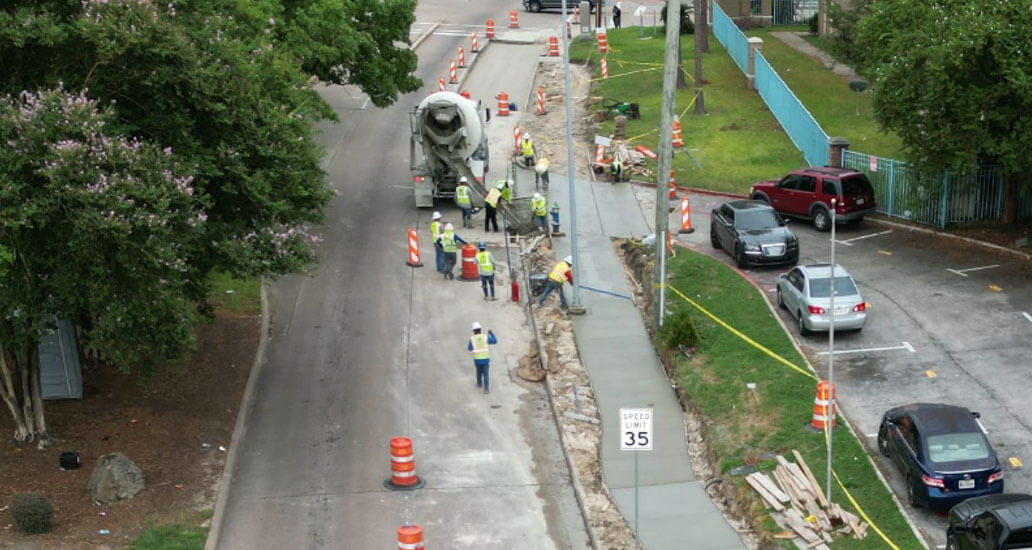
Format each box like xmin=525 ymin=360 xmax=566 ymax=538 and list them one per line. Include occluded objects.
xmin=406 ymin=228 xmax=423 ymax=267
xmin=679 ymin=197 xmax=695 ymax=234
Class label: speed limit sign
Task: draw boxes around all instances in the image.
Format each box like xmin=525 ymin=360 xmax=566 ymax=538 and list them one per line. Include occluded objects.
xmin=620 ymin=408 xmax=653 ymax=451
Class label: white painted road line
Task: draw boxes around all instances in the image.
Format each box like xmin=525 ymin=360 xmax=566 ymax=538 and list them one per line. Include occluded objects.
xmin=946 ymin=264 xmax=999 ymax=277
xmin=834 ymin=230 xmax=893 ymax=246
xmin=817 ymin=341 xmax=915 ymax=356
xmin=865 ymin=433 xmax=878 ymax=438
xmin=1023 ymin=312 xmax=1032 ymax=323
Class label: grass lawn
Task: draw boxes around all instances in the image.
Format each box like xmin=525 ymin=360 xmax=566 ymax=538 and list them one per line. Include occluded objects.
xmin=128 ymin=511 xmax=210 ymax=549
xmin=208 ymin=272 xmax=261 ymax=316
xmin=659 ymin=247 xmax=923 ymax=549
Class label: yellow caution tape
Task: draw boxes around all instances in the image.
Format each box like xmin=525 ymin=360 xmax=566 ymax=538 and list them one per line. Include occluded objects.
xmin=832 ymin=470 xmax=903 ymax=550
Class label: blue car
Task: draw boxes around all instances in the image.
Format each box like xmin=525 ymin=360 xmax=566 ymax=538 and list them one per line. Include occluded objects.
xmin=877 ymin=403 xmax=1003 ymax=510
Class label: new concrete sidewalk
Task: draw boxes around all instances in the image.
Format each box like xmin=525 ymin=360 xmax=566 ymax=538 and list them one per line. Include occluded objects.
xmin=546 ymin=175 xmax=746 ymax=549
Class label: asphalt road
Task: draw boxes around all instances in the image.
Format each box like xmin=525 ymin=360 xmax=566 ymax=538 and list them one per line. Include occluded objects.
xmin=212 ymin=2 xmax=590 ymax=547
xmin=678 ymin=191 xmax=1032 ymax=548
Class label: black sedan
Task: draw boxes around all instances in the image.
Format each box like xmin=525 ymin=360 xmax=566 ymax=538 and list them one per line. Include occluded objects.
xmin=877 ymin=403 xmax=1003 ymax=510
xmin=709 ymin=200 xmax=798 ymax=268
xmin=947 ymin=493 xmax=1032 ymax=550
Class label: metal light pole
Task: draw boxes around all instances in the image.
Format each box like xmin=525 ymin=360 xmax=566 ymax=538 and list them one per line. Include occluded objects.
xmin=561 ymin=0 xmax=581 ymax=306
xmin=825 ymin=198 xmax=837 ymax=503
xmin=653 ymin=0 xmax=681 ymax=326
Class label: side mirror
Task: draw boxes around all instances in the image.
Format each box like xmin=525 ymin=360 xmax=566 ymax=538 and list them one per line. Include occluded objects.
xmin=971 ymin=411 xmax=981 ymax=419
xmin=778 ymin=273 xmax=788 ymax=280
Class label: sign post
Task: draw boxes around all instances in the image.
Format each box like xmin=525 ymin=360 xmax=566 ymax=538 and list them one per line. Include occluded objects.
xmin=620 ymin=407 xmax=653 ymax=539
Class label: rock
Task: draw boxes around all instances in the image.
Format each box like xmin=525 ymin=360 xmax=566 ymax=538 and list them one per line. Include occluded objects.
xmin=87 ymin=453 xmax=145 ymax=503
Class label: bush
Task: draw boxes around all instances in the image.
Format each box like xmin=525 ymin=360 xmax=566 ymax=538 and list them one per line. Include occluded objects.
xmin=9 ymin=492 xmax=55 ymax=534
xmin=660 ymin=4 xmax=695 ymax=35
xmin=659 ymin=308 xmax=700 ymax=351
xmin=808 ymin=14 xmax=818 ymax=35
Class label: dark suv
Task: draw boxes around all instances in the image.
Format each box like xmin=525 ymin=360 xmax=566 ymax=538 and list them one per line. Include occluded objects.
xmin=749 ymin=166 xmax=876 ymax=231
xmin=523 ymin=0 xmax=594 ymax=12
xmin=947 ymin=494 xmax=1032 ymax=550
xmin=710 ymin=200 xmax=798 ymax=268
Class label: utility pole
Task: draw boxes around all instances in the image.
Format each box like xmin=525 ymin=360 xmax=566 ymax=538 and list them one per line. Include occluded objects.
xmin=561 ymin=0 xmax=581 ymax=308
xmin=654 ymin=0 xmax=681 ymax=326
xmin=693 ymin=0 xmax=705 ymax=113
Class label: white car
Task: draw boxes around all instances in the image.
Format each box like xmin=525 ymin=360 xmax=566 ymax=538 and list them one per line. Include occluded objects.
xmin=776 ymin=264 xmax=866 ymax=334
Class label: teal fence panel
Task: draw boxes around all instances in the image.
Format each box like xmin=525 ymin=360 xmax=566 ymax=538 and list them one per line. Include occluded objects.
xmin=754 ymin=52 xmax=828 ymax=166
xmin=713 ymin=3 xmax=749 ymax=73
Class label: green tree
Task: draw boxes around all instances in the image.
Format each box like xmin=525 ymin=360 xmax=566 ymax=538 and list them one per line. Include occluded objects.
xmin=856 ymin=0 xmax=1032 ymax=221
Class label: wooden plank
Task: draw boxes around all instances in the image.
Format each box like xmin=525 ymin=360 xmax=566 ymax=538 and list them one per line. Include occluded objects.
xmin=745 ymin=473 xmax=784 ymax=511
xmin=752 ymin=471 xmax=791 ymax=503
xmin=792 ymin=449 xmax=829 ymax=507
xmin=784 ymin=508 xmax=821 ymax=544
xmin=778 ymin=455 xmax=816 ymax=496
xmin=773 ymin=531 xmax=797 ymax=540
xmin=772 ymin=467 xmax=804 ymax=510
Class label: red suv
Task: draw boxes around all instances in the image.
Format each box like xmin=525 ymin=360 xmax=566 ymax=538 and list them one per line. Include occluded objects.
xmin=749 ymin=167 xmax=877 ymax=231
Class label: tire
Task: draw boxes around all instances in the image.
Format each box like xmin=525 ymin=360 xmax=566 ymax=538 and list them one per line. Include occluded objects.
xmin=945 ymin=536 xmax=958 ymax=550
xmin=735 ymin=245 xmax=748 ymax=269
xmin=906 ymin=475 xmax=921 ymax=508
xmin=710 ymin=225 xmax=721 ymax=249
xmin=813 ymin=207 xmax=831 ymax=232
xmin=528 ymin=0 xmax=542 ymax=12
xmin=776 ymin=287 xmax=786 ymax=309
xmin=877 ymin=426 xmax=890 ymax=457
xmin=798 ymin=312 xmax=810 ymax=335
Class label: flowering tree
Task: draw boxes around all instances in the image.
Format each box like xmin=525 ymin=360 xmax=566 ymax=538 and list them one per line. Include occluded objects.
xmin=0 ymin=88 xmax=208 ymax=441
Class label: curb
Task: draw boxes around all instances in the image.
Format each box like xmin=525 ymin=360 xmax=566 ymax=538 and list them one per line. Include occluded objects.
xmin=205 ymin=283 xmax=271 ymax=550
xmin=410 ymin=23 xmax=440 ymax=51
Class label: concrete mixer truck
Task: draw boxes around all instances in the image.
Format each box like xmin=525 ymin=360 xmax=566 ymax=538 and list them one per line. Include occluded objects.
xmin=409 ymin=91 xmax=490 ymax=208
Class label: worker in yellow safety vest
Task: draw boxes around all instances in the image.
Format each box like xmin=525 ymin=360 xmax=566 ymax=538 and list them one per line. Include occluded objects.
xmin=435 ymin=222 xmax=467 ymax=280
xmin=609 ymin=158 xmax=624 ymax=182
xmin=484 ymin=181 xmax=503 ymax=233
xmin=531 ymin=192 xmax=548 ymax=232
xmin=455 ymin=176 xmax=473 ymax=228
xmin=537 ymin=255 xmax=573 ymax=310
xmin=520 ymin=133 xmax=536 ymax=168
xmin=476 ymin=242 xmax=496 ymax=300
xmin=467 ymin=321 xmax=498 ymax=394
xmin=535 ymin=157 xmax=550 ymax=188
xmin=430 ymin=211 xmax=444 ymax=273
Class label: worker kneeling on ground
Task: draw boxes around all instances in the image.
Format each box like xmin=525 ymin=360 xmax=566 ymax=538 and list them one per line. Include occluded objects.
xmin=535 ymin=157 xmax=550 ymax=188
xmin=537 ymin=255 xmax=573 ymax=311
xmin=609 ymin=158 xmax=624 ymax=182
xmin=520 ymin=133 xmax=536 ymax=168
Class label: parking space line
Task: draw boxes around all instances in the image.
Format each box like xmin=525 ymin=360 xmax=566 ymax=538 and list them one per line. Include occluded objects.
xmin=817 ymin=342 xmax=914 ymax=356
xmin=946 ymin=264 xmax=999 ymax=277
xmin=1023 ymin=312 xmax=1032 ymax=323
xmin=1010 ymin=457 xmax=1023 ymax=468
xmin=833 ymin=230 xmax=892 ymax=247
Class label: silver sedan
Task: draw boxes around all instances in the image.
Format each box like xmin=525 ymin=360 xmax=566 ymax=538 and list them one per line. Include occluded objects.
xmin=776 ymin=264 xmax=867 ymax=334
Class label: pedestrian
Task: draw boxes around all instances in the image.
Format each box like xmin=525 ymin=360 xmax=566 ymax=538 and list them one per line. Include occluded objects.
xmin=430 ymin=211 xmax=444 ymax=273
xmin=612 ymin=3 xmax=621 ymax=28
xmin=468 ymin=322 xmax=498 ymax=394
xmin=484 ymin=182 xmax=502 ymax=232
xmin=537 ymin=255 xmax=573 ymax=311
xmin=455 ymin=176 xmax=473 ymax=228
xmin=520 ymin=133 xmax=536 ymax=168
xmin=535 ymin=157 xmax=550 ymax=189
xmin=531 ymin=192 xmax=548 ymax=233
xmin=550 ymin=202 xmax=561 ymax=235
xmin=476 ymin=242 xmax=497 ymax=300
xmin=436 ymin=222 xmax=467 ymax=279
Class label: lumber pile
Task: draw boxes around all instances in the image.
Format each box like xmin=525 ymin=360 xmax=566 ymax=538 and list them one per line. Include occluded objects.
xmin=745 ymin=450 xmax=869 ymax=546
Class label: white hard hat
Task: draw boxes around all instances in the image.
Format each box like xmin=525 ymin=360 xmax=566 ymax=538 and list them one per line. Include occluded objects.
xmin=459 ymin=176 xmax=468 ymax=183
xmin=471 ymin=321 xmax=482 ymax=331
xmin=564 ymin=255 xmax=573 ymax=264
xmin=432 ymin=211 xmax=441 ymax=220
xmin=497 ymin=182 xmax=505 ymax=189
xmin=444 ymin=222 xmax=454 ymax=230
xmin=533 ymin=192 xmax=542 ymax=200
xmin=523 ymin=133 xmax=531 ymax=140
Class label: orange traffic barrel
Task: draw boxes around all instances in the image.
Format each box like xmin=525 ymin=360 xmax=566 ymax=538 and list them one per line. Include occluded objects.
xmin=509 ymin=10 xmax=518 ymax=28
xmin=406 ymin=228 xmax=423 ymax=267
xmin=669 ymin=170 xmax=677 ymax=200
xmin=384 ymin=436 xmax=424 ymax=490
xmin=497 ymin=91 xmax=510 ymax=116
xmin=548 ymin=36 xmax=559 ymax=56
xmin=673 ymin=116 xmax=684 ymax=147
xmin=597 ymin=32 xmax=608 ymax=54
xmin=460 ymin=244 xmax=479 ymax=280
xmin=397 ymin=525 xmax=425 ymax=550
xmin=485 ymin=20 xmax=495 ymax=39
xmin=811 ymin=381 xmax=837 ymax=430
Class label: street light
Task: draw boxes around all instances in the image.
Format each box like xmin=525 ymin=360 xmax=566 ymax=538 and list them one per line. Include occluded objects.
xmin=825 ymin=198 xmax=837 ymax=503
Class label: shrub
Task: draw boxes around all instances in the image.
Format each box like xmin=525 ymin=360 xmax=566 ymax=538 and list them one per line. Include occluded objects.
xmin=660 ymin=4 xmax=695 ymax=35
xmin=9 ymin=492 xmax=55 ymax=534
xmin=808 ymin=14 xmax=818 ymax=35
xmin=659 ymin=308 xmax=700 ymax=351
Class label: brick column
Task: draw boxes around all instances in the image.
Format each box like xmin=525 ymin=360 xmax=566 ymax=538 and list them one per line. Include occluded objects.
xmin=827 ymin=137 xmax=850 ymax=168
xmin=747 ymin=37 xmax=763 ymax=90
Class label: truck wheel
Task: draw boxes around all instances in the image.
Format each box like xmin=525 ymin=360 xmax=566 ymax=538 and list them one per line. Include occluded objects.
xmin=813 ymin=207 xmax=831 ymax=231
xmin=528 ymin=0 xmax=542 ymax=12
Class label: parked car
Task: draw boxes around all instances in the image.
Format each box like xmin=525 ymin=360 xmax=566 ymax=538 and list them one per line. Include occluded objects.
xmin=947 ymin=493 xmax=1032 ymax=550
xmin=877 ymin=403 xmax=1003 ymax=510
xmin=750 ymin=166 xmax=877 ymax=231
xmin=776 ymin=264 xmax=866 ymax=334
xmin=523 ymin=0 xmax=594 ymax=13
xmin=709 ymin=200 xmax=798 ymax=268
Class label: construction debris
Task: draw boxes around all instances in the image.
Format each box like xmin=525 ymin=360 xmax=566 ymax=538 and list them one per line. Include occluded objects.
xmin=745 ymin=451 xmax=869 ymax=544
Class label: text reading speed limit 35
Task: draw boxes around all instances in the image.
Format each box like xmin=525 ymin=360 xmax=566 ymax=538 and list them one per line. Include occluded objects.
xmin=620 ymin=407 xmax=654 ymax=451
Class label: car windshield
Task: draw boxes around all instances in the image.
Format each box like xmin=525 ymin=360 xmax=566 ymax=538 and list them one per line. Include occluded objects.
xmin=735 ymin=209 xmax=781 ymax=230
xmin=926 ymin=432 xmax=990 ymax=463
xmin=840 ymin=174 xmax=874 ymax=196
xmin=1003 ymin=528 xmax=1032 ymax=549
xmin=808 ymin=276 xmax=858 ymax=298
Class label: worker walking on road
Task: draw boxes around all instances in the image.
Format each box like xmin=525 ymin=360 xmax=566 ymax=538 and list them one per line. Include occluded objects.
xmin=531 ymin=192 xmax=548 ymax=233
xmin=436 ymin=223 xmax=467 ymax=279
xmin=430 ymin=211 xmax=445 ymax=273
xmin=476 ymin=242 xmax=497 ymax=300
xmin=537 ymin=255 xmax=573 ymax=311
xmin=520 ymin=133 xmax=536 ymax=168
xmin=455 ymin=176 xmax=473 ymax=228
xmin=468 ymin=322 xmax=498 ymax=394
xmin=484 ymin=181 xmax=503 ymax=232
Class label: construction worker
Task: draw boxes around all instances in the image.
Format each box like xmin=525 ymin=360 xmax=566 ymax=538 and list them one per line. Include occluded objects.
xmin=534 ymin=157 xmax=550 ymax=189
xmin=537 ymin=255 xmax=573 ymax=311
xmin=499 ymin=178 xmax=513 ymax=204
xmin=484 ymin=181 xmax=503 ymax=232
xmin=520 ymin=133 xmax=536 ymax=168
xmin=609 ymin=158 xmax=624 ymax=182
xmin=531 ymin=192 xmax=548 ymax=232
xmin=455 ymin=176 xmax=473 ymax=228
xmin=436 ymin=222 xmax=467 ymax=280
xmin=476 ymin=242 xmax=497 ymax=300
xmin=467 ymin=322 xmax=498 ymax=394
xmin=430 ymin=211 xmax=444 ymax=273
xmin=550 ymin=202 xmax=561 ymax=235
